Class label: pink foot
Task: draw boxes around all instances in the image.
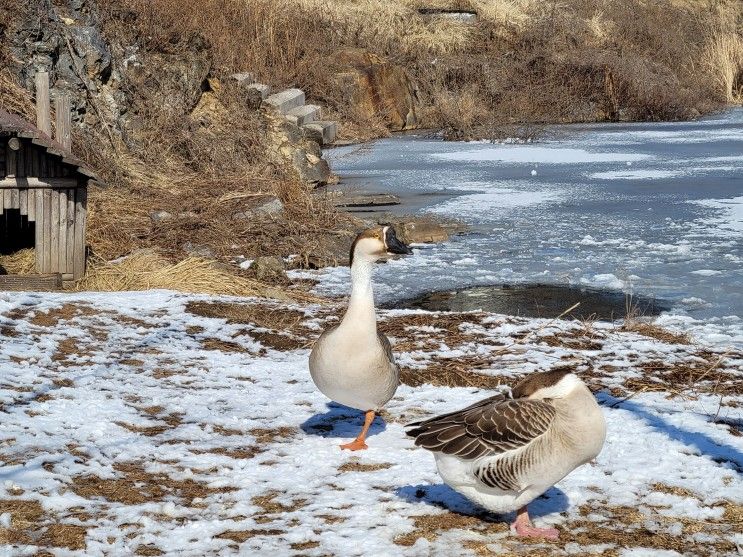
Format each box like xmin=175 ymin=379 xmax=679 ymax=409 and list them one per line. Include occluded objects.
xmin=513 ymin=521 xmax=560 ymax=540
xmin=512 ymin=505 xmax=560 ymax=540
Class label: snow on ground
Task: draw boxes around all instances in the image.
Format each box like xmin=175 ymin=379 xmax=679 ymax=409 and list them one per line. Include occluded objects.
xmin=0 ymin=290 xmax=741 ymax=556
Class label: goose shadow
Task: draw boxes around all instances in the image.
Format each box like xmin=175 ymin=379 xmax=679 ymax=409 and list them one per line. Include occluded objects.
xmin=395 ymin=483 xmax=569 ymax=521
xmin=301 ymin=402 xmax=387 ymax=439
xmin=600 ymin=393 xmax=743 ymax=475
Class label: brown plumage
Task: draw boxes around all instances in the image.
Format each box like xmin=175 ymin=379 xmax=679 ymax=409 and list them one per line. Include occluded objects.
xmin=406 ymin=393 xmax=556 ymax=461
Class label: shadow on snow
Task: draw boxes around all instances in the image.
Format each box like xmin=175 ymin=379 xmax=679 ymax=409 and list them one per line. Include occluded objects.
xmin=395 ymin=483 xmax=569 ymax=521
xmin=300 ymin=402 xmax=387 ymax=439
xmin=600 ymin=393 xmax=743 ymax=475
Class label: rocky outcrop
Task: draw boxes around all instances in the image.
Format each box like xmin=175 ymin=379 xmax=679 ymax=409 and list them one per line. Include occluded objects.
xmin=330 ymin=48 xmax=420 ymax=130
xmin=262 ymin=109 xmax=331 ymax=186
xmin=6 ymin=0 xmax=125 ymax=129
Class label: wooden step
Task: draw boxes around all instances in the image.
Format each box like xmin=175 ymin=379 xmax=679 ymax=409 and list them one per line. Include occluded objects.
xmin=303 ymin=121 xmax=338 ymax=145
xmin=263 ymin=88 xmax=305 ymax=114
xmin=286 ymin=104 xmax=321 ymax=126
xmin=0 ymin=273 xmax=62 ymax=291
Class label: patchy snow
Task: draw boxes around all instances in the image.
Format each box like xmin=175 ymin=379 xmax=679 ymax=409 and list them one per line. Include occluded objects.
xmin=0 ymin=289 xmax=741 ymax=556
xmin=691 ymin=196 xmax=743 ymax=235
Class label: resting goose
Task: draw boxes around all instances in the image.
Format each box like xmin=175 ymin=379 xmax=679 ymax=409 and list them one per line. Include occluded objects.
xmin=406 ymin=370 xmax=606 ymax=539
xmin=310 ymin=226 xmax=413 ymax=450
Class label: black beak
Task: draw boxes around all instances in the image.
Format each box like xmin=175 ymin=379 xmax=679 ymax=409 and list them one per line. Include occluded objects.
xmin=385 ymin=227 xmax=413 ymax=255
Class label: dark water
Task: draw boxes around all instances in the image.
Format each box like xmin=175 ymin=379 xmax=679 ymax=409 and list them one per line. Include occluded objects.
xmin=390 ymin=283 xmax=670 ymax=321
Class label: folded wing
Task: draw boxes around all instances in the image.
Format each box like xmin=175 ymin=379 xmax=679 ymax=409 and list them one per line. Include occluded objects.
xmin=406 ymin=396 xmax=556 ymax=460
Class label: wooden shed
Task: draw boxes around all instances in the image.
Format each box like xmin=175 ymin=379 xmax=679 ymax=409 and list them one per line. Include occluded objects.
xmin=0 ymin=107 xmax=94 ymax=288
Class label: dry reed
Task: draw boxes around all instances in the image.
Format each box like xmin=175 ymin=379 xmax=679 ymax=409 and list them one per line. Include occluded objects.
xmin=0 ymin=249 xmax=36 ymax=274
xmin=76 ymin=252 xmax=321 ymax=302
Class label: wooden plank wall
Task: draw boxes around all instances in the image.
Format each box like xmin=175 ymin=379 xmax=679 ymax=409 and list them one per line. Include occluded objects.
xmin=1 ymin=138 xmax=73 ymax=180
xmin=0 ymin=137 xmax=86 ymax=281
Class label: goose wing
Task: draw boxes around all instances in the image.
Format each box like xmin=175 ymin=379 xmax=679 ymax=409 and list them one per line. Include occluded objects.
xmin=406 ymin=396 xmax=555 ymax=460
xmin=377 ymin=331 xmax=396 ymax=365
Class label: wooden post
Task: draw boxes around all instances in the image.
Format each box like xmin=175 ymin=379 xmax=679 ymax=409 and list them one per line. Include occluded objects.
xmin=73 ymin=186 xmax=87 ymax=279
xmin=54 ymin=93 xmax=72 ymax=151
xmin=35 ymin=71 xmax=52 ymax=137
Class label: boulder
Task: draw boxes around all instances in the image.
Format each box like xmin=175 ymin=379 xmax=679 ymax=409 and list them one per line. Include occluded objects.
xmin=330 ymin=48 xmax=420 ymax=130
xmin=250 ymin=256 xmax=288 ymax=283
xmin=396 ymin=221 xmax=449 ymax=244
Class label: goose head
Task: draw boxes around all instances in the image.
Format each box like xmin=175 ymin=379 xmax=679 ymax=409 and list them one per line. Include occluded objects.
xmin=349 ymin=226 xmax=413 ymax=267
xmin=511 ymin=370 xmax=585 ymax=400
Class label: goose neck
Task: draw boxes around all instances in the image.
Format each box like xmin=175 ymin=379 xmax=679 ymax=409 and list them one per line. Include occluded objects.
xmin=340 ymin=257 xmax=377 ymax=330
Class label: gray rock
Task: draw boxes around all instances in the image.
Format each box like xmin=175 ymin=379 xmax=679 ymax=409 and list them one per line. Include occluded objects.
xmin=250 ymin=256 xmax=287 ymax=282
xmin=254 ymin=198 xmax=284 ymax=215
xmin=150 ymin=210 xmax=173 ymax=223
xmin=292 ymin=148 xmax=330 ymax=185
xmin=182 ymin=242 xmax=215 ymax=259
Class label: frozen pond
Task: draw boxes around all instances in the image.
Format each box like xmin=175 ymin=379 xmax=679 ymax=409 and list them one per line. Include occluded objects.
xmin=322 ymin=110 xmax=743 ymax=339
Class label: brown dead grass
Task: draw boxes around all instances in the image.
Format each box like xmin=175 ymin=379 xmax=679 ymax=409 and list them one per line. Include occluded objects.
xmin=38 ymin=523 xmax=87 ymax=550
xmin=70 ymin=462 xmax=237 ymax=505
xmin=0 ymin=248 xmax=36 ymax=275
xmin=186 ymin=301 xmax=308 ymax=330
xmin=135 ymin=545 xmax=164 ymax=556
xmin=252 ymin=491 xmax=308 ymax=515
xmin=249 ymin=426 xmax=297 ymax=444
xmin=27 ymin=303 xmax=97 ymax=327
xmin=621 ymin=321 xmax=692 ymax=345
xmin=216 ymin=529 xmax=284 ymax=543
xmin=627 ymin=352 xmax=743 ymax=396
xmin=394 ymin=511 xmax=508 ymax=546
xmin=400 ymin=355 xmax=504 ymax=389
xmin=0 ymin=499 xmax=87 ymax=550
xmin=338 ymin=459 xmax=393 ymax=473
xmin=78 ymin=253 xmax=320 ymax=303
xmin=201 ymin=338 xmax=248 ymax=353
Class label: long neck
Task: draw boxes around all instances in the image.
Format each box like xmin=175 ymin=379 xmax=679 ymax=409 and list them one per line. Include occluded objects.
xmin=339 ymin=256 xmax=377 ymax=333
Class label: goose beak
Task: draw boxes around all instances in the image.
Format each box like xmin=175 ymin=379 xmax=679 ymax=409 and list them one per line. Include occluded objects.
xmin=385 ymin=227 xmax=413 ymax=256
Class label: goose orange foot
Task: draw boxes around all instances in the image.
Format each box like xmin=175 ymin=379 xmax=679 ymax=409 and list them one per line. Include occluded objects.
xmin=340 ymin=410 xmax=375 ymax=451
xmin=512 ymin=506 xmax=559 ymax=540
xmin=339 ymin=438 xmax=368 ymax=451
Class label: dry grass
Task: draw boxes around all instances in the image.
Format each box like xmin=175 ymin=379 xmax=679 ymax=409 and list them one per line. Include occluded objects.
xmin=621 ymin=320 xmax=692 ymax=345
xmin=394 ymin=511 xmax=507 ymax=546
xmin=337 ymin=459 xmax=393 ymax=473
xmin=702 ymin=24 xmax=743 ymax=102
xmin=76 ymin=252 xmax=320 ymax=302
xmin=70 ymin=462 xmax=237 ymax=505
xmin=0 ymin=248 xmax=36 ymax=275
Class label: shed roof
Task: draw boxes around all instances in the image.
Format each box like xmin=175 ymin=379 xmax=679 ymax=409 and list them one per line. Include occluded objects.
xmin=0 ymin=108 xmax=96 ymax=179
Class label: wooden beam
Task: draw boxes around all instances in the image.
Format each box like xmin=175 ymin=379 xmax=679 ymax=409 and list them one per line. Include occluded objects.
xmin=5 ymin=143 xmax=16 ymax=178
xmin=43 ymin=188 xmax=52 ymax=273
xmin=19 ymin=189 xmax=27 ymax=216
xmin=35 ymin=72 xmax=52 ymax=137
xmin=58 ymin=189 xmax=68 ymax=274
xmin=66 ymin=188 xmax=74 ymax=273
xmin=73 ymin=187 xmax=87 ymax=280
xmin=28 ymin=187 xmax=36 ymax=222
xmin=54 ymin=93 xmax=72 ymax=151
xmin=9 ymin=188 xmax=19 ymax=210
xmin=0 ymin=177 xmax=79 ymax=189
xmin=50 ymin=189 xmax=60 ymax=273
xmin=0 ymin=274 xmax=62 ymax=292
xmin=35 ymin=189 xmax=44 ymax=273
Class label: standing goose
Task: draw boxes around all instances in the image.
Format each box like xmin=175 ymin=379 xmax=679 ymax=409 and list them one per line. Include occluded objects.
xmin=310 ymin=226 xmax=413 ymax=450
xmin=406 ymin=370 xmax=606 ymax=539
